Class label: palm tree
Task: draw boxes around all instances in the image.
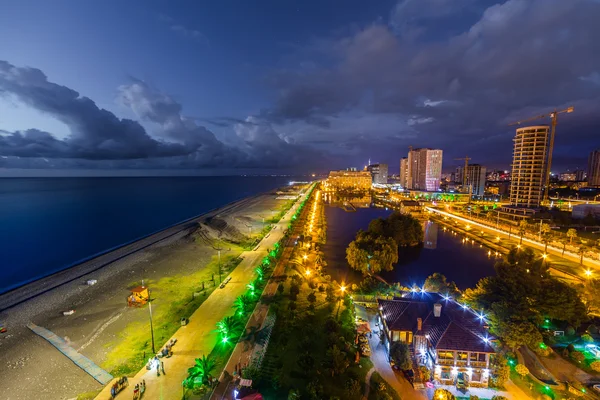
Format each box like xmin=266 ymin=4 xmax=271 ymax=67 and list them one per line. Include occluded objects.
xmin=184 ymin=354 xmax=216 ymax=388
xmin=518 ymin=220 xmax=528 ymax=245
xmin=233 ymin=295 xmax=252 ymax=316
xmin=540 ymin=223 xmax=551 ymax=253
xmin=216 ymin=316 xmax=241 ymax=340
xmin=568 ymin=228 xmax=578 ymax=244
xmin=243 ymin=326 xmax=267 ymax=349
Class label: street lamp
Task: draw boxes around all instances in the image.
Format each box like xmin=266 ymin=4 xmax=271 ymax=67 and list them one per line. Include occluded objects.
xmin=585 ymin=269 xmax=592 ymax=278
xmin=147 ymin=291 xmax=156 ymax=354
xmin=305 ymin=269 xmax=311 ymax=277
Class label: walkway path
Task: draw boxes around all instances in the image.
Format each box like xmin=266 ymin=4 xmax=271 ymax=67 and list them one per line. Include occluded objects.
xmin=364 ymin=367 xmax=375 ymax=399
xmin=27 ymin=323 xmax=113 ymax=385
xmin=94 ymin=188 xmax=311 ymax=400
xmin=355 ymin=305 xmax=428 ymax=400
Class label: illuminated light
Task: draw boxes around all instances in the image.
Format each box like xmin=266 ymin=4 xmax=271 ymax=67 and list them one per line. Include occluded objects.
xmin=545 ymin=319 xmax=549 ymax=323
xmin=303 ymin=254 xmax=308 ymax=260
xmin=517 ymin=245 xmax=521 ymax=249
xmin=585 ymin=269 xmax=592 ymax=277
xmin=443 ymin=295 xmax=450 ymax=301
xmin=421 ymin=287 xmax=426 ymax=293
xmin=340 ymin=285 xmax=346 ymax=293
xmin=410 ymin=287 xmax=417 ymax=293
xmin=435 ymin=365 xmax=441 ymax=372
xmin=478 ymin=313 xmax=485 ymax=321
xmin=222 ymin=337 xmax=228 ymax=343
xmin=483 ymin=369 xmax=489 ymax=378
xmin=496 ymin=236 xmax=500 ymax=241
xmin=542 ymin=254 xmax=547 ymax=259
xmin=462 ymin=303 xmax=468 ymax=310
xmin=305 ymin=269 xmax=311 ymax=276
xmin=526 ymin=269 xmax=530 ymax=273
xmin=452 ymin=367 xmax=458 ymax=374
xmin=487 ymin=250 xmax=491 ymax=256
xmin=467 ymin=368 xmax=473 ymax=376
xmin=466 ymin=225 xmax=471 ymax=229
xmin=483 ymin=336 xmax=490 ymax=344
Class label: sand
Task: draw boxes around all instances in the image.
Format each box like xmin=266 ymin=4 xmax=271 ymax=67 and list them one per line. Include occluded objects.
xmin=0 ymin=186 xmax=301 ymax=400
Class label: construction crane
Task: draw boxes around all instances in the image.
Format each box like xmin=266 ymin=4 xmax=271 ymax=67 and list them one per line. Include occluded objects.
xmin=509 ymin=106 xmax=574 ymax=204
xmin=454 ymin=156 xmax=472 ymax=203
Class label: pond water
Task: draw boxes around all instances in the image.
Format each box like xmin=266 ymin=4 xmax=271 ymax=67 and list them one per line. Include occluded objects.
xmin=321 ymin=206 xmax=498 ymax=289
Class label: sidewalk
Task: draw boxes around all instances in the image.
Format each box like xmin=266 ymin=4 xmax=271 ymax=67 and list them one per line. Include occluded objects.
xmin=94 ymin=189 xmax=310 ymax=400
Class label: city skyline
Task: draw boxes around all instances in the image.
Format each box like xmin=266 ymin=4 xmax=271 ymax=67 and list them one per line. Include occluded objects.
xmin=1 ymin=0 xmax=600 ymax=175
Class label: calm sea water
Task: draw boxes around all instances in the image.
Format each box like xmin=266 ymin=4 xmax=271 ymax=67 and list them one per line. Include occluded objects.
xmin=0 ymin=176 xmax=298 ymax=293
xmin=322 ymin=206 xmax=497 ymax=289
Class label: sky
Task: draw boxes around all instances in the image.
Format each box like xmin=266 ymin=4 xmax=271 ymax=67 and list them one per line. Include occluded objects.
xmin=1 ymin=0 xmax=600 ymax=176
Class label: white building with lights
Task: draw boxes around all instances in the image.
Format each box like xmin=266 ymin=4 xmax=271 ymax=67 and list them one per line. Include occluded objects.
xmin=377 ymin=292 xmax=496 ymax=388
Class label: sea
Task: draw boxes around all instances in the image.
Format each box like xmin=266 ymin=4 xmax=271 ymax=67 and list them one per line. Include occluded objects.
xmin=0 ymin=176 xmax=301 ymax=294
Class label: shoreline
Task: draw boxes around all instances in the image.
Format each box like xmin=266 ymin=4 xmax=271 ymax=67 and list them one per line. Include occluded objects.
xmin=0 ymin=190 xmax=268 ymax=312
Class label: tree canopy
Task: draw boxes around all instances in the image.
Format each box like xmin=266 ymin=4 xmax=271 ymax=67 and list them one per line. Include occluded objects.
xmin=346 ymin=230 xmax=398 ymax=276
xmin=424 ymin=273 xmax=461 ymax=298
xmin=368 ymin=212 xmax=423 ymax=247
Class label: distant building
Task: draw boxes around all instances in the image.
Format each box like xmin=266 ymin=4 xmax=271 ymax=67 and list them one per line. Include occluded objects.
xmin=399 ymin=157 xmax=409 ymax=188
xmin=406 ymin=148 xmax=443 ymax=191
xmin=572 ymin=204 xmax=600 ymax=219
xmin=559 ymin=172 xmax=577 ymax=182
xmin=367 ymin=163 xmax=388 ymax=185
xmin=325 ymin=169 xmax=372 ymax=191
xmin=454 ymin=164 xmax=487 ymax=197
xmin=589 ymin=150 xmax=600 ymax=187
xmin=509 ymin=125 xmax=549 ymax=208
xmin=576 ymin=169 xmax=586 ymax=181
xmin=486 ymin=170 xmax=510 ymax=182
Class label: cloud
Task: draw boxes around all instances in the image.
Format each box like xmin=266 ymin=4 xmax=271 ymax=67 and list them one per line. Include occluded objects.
xmin=264 ymin=0 xmax=600 ymax=169
xmin=158 ymin=14 xmax=209 ymax=46
xmin=0 ymin=61 xmax=192 ymax=160
xmin=0 ymin=61 xmax=320 ymax=170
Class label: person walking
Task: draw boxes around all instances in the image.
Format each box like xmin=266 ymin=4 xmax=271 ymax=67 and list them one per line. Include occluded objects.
xmin=161 ymin=361 xmax=166 ymax=375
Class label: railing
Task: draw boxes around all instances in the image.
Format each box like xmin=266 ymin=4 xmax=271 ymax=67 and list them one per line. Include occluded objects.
xmin=438 ymin=358 xmax=455 ymax=365
xmin=469 ymin=361 xmax=487 ymax=368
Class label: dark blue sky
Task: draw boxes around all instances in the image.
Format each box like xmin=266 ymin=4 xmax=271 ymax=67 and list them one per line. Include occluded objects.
xmin=1 ymin=0 xmax=599 ymax=175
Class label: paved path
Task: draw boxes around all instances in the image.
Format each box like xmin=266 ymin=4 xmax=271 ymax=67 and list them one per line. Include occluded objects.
xmin=27 ymin=322 xmax=113 ymax=385
xmin=428 ymin=383 xmax=530 ymax=400
xmin=355 ymin=305 xmax=427 ymax=400
xmin=364 ymin=367 xmax=375 ymax=399
xmin=94 ymin=188 xmax=311 ymax=400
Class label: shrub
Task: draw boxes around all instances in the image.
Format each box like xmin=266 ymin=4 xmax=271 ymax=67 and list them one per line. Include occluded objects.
xmin=567 ymin=343 xmax=575 ymax=352
xmin=581 ymin=333 xmax=594 ymax=343
xmin=515 ymin=364 xmax=529 ymax=377
xmin=534 ymin=346 xmax=551 ymax=357
xmin=588 ymin=324 xmax=599 ymax=334
xmin=433 ymin=388 xmax=456 ymax=400
xmin=566 ymin=326 xmax=576 ymax=336
xmin=419 ymin=365 xmax=431 ymax=381
xmin=491 ymin=396 xmax=509 ymax=400
xmin=591 ymin=361 xmax=600 ymax=372
xmin=572 ymin=351 xmax=585 ymax=362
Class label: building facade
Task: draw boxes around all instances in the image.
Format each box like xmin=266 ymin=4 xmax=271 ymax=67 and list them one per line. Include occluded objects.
xmin=589 ymin=150 xmax=600 ymax=187
xmin=325 ymin=170 xmax=372 ymax=191
xmin=378 ymin=292 xmax=495 ymax=388
xmin=406 ymin=148 xmax=443 ymax=191
xmin=367 ymin=163 xmax=389 ymax=185
xmin=509 ymin=125 xmax=549 ymax=208
xmin=400 ymin=157 xmax=409 ymax=188
xmin=455 ymin=164 xmax=487 ymax=197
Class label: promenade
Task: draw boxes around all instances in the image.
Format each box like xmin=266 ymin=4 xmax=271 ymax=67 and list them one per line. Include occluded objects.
xmin=94 ymin=188 xmax=310 ymax=400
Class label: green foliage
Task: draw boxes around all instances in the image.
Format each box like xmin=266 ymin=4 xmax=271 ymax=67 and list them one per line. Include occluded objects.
xmin=423 ymin=273 xmax=461 ymax=297
xmin=325 ymin=344 xmax=350 ymax=377
xmin=489 ymin=355 xmax=509 ymax=389
xmin=433 ymin=388 xmax=456 ymax=400
xmin=515 ymin=364 xmax=529 ymax=377
xmin=233 ymin=294 xmax=253 ymax=316
xmin=465 ymin=248 xmax=586 ymax=348
xmin=346 ymin=230 xmax=398 ymax=275
xmin=277 ymin=283 xmax=285 ymax=295
xmin=572 ymin=351 xmax=585 ymax=362
xmin=419 ymin=365 xmax=431 ymax=381
xmin=184 ymin=354 xmax=216 ymax=389
xmin=345 ymin=379 xmax=361 ymax=398
xmin=216 ymin=316 xmax=241 ymax=340
xmin=288 ymin=388 xmax=301 ymax=400
xmin=491 ymin=396 xmax=509 ymax=400
xmin=307 ymin=291 xmax=317 ymax=304
xmin=567 ymin=228 xmax=578 ymax=243
xmin=582 ymin=333 xmax=594 ymax=343
xmin=368 ymin=212 xmax=423 ymax=246
xmin=390 ymin=341 xmax=411 ymax=370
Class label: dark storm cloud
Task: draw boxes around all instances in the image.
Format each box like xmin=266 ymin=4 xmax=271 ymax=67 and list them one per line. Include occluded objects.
xmin=0 ymin=61 xmax=320 ymax=169
xmin=0 ymin=60 xmax=192 ymax=160
xmin=266 ymin=0 xmax=600 ymax=169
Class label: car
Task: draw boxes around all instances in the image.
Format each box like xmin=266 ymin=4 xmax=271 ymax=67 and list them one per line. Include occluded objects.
xmin=586 ymin=344 xmax=600 ymax=358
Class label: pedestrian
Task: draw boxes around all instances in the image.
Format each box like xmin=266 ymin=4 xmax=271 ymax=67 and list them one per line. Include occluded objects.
xmin=141 ymin=380 xmax=146 ymax=394
xmin=156 ymin=361 xmax=160 ymax=377
xmin=161 ymin=361 xmax=166 ymax=375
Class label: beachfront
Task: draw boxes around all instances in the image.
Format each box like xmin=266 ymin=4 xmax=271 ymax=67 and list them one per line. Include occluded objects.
xmin=0 ymin=183 xmax=308 ymax=400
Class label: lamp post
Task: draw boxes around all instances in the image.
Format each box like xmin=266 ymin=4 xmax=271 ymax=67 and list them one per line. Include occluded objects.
xmin=148 ymin=291 xmax=156 ymax=354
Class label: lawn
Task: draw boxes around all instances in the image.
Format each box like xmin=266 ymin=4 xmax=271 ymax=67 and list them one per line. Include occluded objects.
xmin=368 ymin=372 xmax=401 ymax=400
xmin=102 ymin=249 xmax=243 ymax=376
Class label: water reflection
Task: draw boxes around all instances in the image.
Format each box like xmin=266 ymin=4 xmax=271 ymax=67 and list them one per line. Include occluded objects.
xmin=324 ymin=192 xmax=372 ymax=210
xmin=321 ymin=206 xmax=496 ymax=289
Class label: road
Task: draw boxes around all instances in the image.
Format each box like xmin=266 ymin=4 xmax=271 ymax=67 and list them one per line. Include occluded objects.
xmin=427 ymin=207 xmax=600 ymax=280
xmin=94 ymin=188 xmax=311 ymax=400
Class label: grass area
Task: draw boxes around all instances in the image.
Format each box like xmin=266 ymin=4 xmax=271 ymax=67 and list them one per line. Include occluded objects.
xmin=255 ymin=266 xmax=368 ymax=399
xmin=101 ymin=248 xmax=243 ymax=376
xmin=76 ymin=390 xmax=102 ymax=400
xmin=509 ymin=369 xmax=563 ymax=400
xmin=368 ymin=372 xmax=401 ymax=400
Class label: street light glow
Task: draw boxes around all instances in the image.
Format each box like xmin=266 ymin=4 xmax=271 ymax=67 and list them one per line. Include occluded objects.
xmin=585 ymin=269 xmax=592 ymax=277
xmin=340 ymin=285 xmax=346 ymax=293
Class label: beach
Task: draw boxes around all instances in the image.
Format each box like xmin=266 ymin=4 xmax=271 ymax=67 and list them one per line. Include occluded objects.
xmin=0 ymin=184 xmax=304 ymax=400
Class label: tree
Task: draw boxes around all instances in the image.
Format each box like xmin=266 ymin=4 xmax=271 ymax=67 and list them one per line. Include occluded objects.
xmin=568 ymin=228 xmax=578 ymax=244
xmin=489 ymin=356 xmax=509 ymax=389
xmin=368 ymin=212 xmax=423 ymax=247
xmin=346 ymin=231 xmax=398 ymax=276
xmin=515 ymin=364 xmax=529 ymax=378
xmin=581 ymin=279 xmax=600 ymax=315
xmin=326 ymin=344 xmax=349 ymax=377
xmin=289 ymin=282 xmax=300 ymax=300
xmin=518 ymin=220 xmax=528 ymax=245
xmin=288 ymin=389 xmax=301 ymax=400
xmin=307 ymin=291 xmax=317 ymax=305
xmin=390 ymin=341 xmax=411 ymax=370
xmin=424 ymin=273 xmax=461 ymax=298
xmin=277 ymin=283 xmax=285 ymax=295
xmin=233 ymin=295 xmax=252 ymax=316
xmin=216 ymin=316 xmax=241 ymax=340
xmin=184 ymin=354 xmax=216 ymax=388
xmin=297 ymin=351 xmax=315 ymax=371
xmin=345 ymin=379 xmax=361 ymax=398
xmin=433 ymin=388 xmax=456 ymax=400
xmin=491 ymin=317 xmax=542 ymax=350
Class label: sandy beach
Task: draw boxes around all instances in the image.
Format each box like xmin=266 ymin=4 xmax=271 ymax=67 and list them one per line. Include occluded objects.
xmin=0 ymin=184 xmax=303 ymax=400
